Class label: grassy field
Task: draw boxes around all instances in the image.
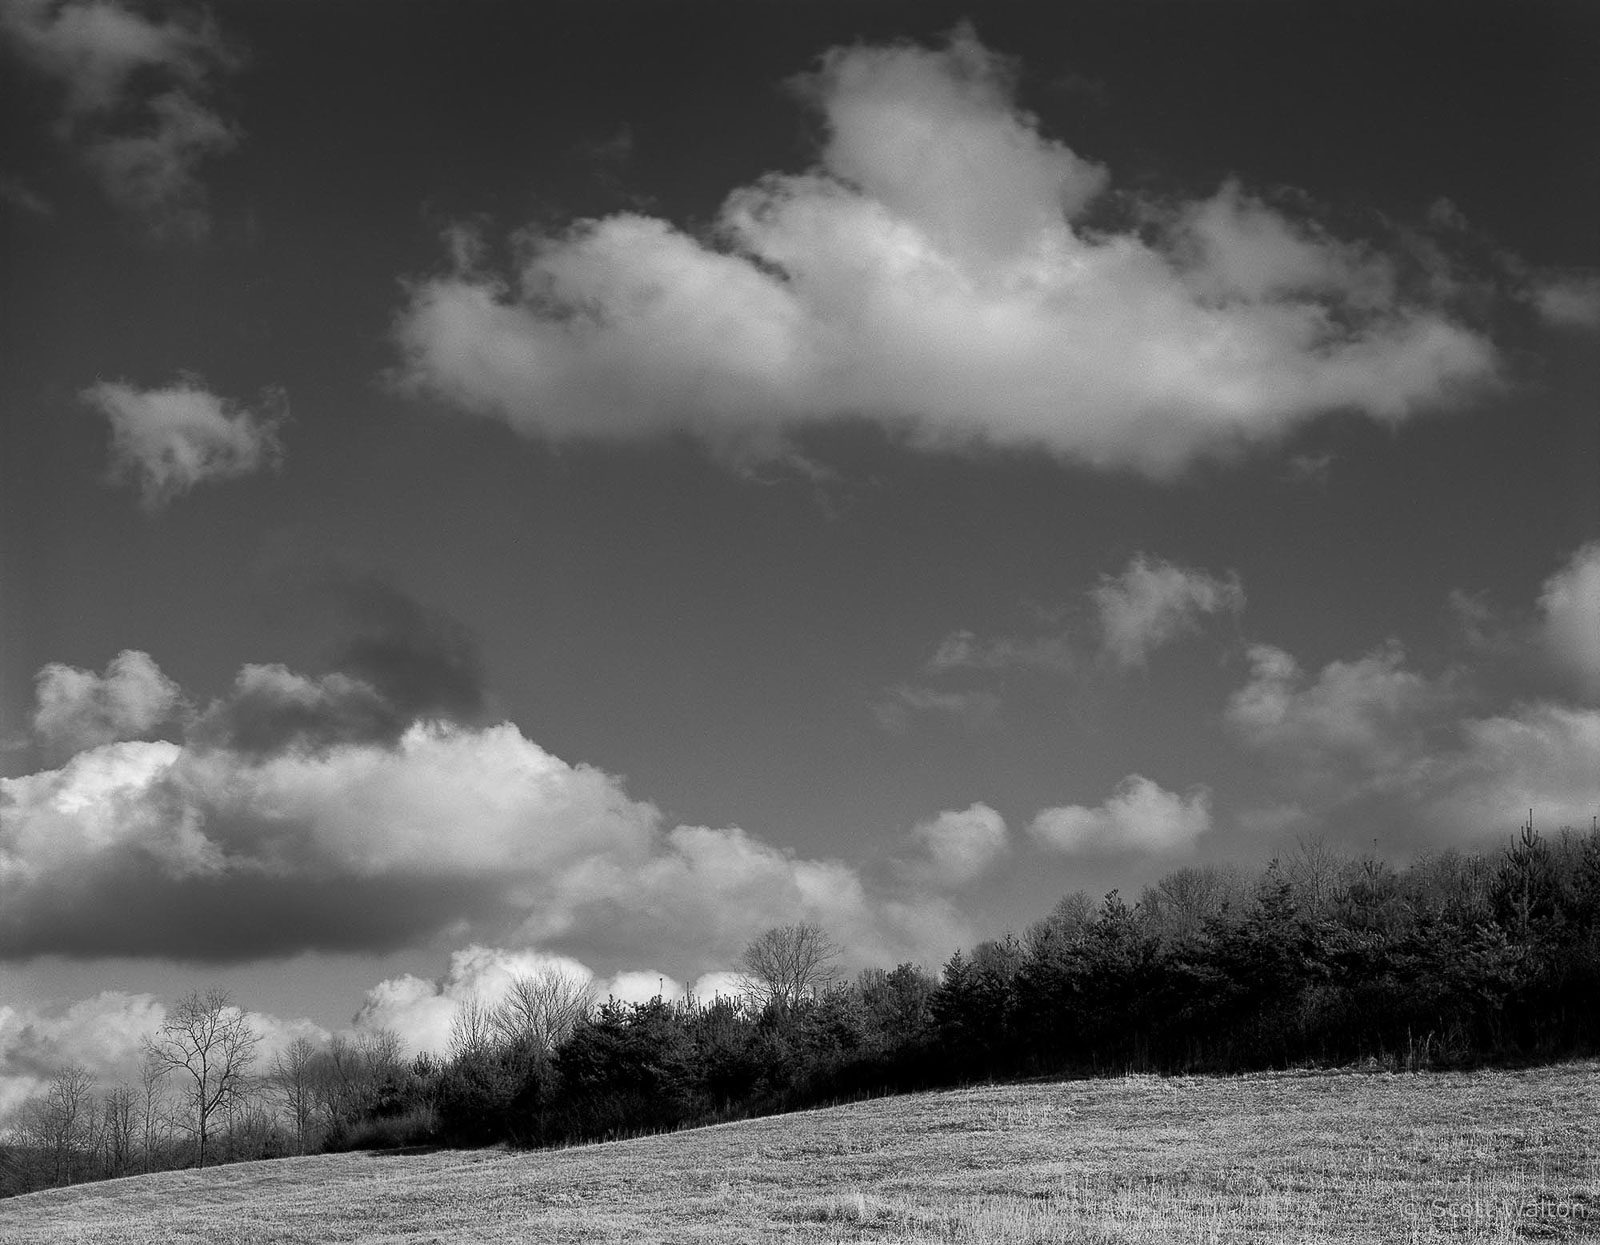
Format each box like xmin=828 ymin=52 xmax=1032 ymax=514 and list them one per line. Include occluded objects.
xmin=4 ymin=1063 xmax=1598 ymax=1244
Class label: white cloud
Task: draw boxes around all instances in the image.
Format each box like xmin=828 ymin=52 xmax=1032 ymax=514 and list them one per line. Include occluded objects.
xmin=0 ymin=949 xmax=722 ymax=1122
xmin=1030 ymin=774 xmax=1212 ymax=855
xmin=600 ymin=970 xmax=684 ymax=1006
xmin=394 ymin=27 xmax=1496 ymax=477
xmin=1225 ymin=641 xmax=1442 ymax=769
xmin=687 ymin=970 xmax=745 ymax=1004
xmin=80 ymin=377 xmax=285 ymax=508
xmin=531 ymin=821 xmax=937 ymax=970
xmin=0 ymin=989 xmax=329 ymax=1128
xmin=32 ymin=649 xmax=182 ymax=758
xmin=0 ymin=739 xmax=201 ymax=882
xmin=1092 ymin=555 xmax=1244 ymax=668
xmin=1224 ymin=562 xmax=1600 ymax=843
xmin=799 ymin=29 xmax=1109 ymax=259
xmin=1175 ymin=179 xmax=1394 ymax=307
xmin=356 ymin=950 xmax=706 ymax=1058
xmin=0 ymin=0 xmax=238 ymax=237
xmin=903 ymin=802 xmax=1008 ymax=887
xmin=0 ymin=989 xmax=162 ymax=1076
xmin=2 ymin=654 xmax=971 ymax=975
xmin=1537 ymin=542 xmax=1600 ymax=700
xmin=355 ymin=945 xmax=595 ymax=1057
xmin=1426 ymin=702 xmax=1600 ymax=835
xmin=0 ymin=990 xmax=164 ymax=1123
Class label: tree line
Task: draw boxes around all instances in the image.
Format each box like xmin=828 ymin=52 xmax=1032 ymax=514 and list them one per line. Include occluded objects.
xmin=4 ymin=820 xmax=1597 ymax=1196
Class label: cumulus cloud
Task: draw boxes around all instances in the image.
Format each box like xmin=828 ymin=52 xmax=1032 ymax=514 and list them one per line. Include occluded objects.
xmin=1 ymin=653 xmax=971 ymax=973
xmin=1425 ymin=703 xmax=1600 ymax=835
xmin=188 ymin=664 xmax=406 ymax=759
xmin=1537 ymin=542 xmax=1600 ymax=700
xmin=1093 ymin=555 xmax=1244 ymax=668
xmin=80 ymin=376 xmax=285 ymax=508
xmin=394 ymin=26 xmax=1496 ymax=477
xmin=1225 ymin=641 xmax=1444 ymax=771
xmin=354 ymin=944 xmax=595 ymax=1057
xmin=1236 ymin=670 xmax=1600 ymax=844
xmin=181 ymin=572 xmax=486 ymax=761
xmin=533 ymin=820 xmax=966 ymax=974
xmin=687 ymin=970 xmax=746 ymax=1003
xmin=0 ymin=0 xmax=239 ymax=238
xmin=31 ymin=649 xmax=182 ymax=760
xmin=356 ymin=944 xmax=699 ymax=1057
xmin=0 ymin=990 xmax=165 ymax=1120
xmin=901 ymin=802 xmax=1008 ymax=887
xmin=1029 ymin=775 xmax=1212 ymax=855
xmin=601 ymin=969 xmax=685 ymax=1006
xmin=0 ymin=945 xmax=700 ymax=1110
xmin=1226 ymin=565 xmax=1600 ymax=844
xmin=0 ymin=989 xmax=328 ymax=1127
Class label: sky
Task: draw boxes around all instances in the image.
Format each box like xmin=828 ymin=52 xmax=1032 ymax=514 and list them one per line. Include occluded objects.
xmin=1 ymin=0 xmax=1598 ymax=1110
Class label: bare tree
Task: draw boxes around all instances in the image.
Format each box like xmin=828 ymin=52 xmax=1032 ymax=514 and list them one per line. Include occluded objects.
xmin=311 ymin=1034 xmax=359 ymax=1135
xmin=492 ymin=967 xmax=594 ymax=1056
xmin=101 ymin=1084 xmax=137 ymax=1177
xmin=1285 ymin=835 xmax=1347 ymax=917
xmin=270 ymin=1036 xmax=321 ymax=1154
xmin=739 ymin=922 xmax=840 ymax=1012
xmin=143 ymin=988 xmax=260 ymax=1168
xmin=138 ymin=1051 xmax=167 ymax=1173
xmin=358 ymin=1027 xmax=405 ymax=1080
xmin=1139 ymin=864 xmax=1247 ymax=946
xmin=19 ymin=1065 xmax=96 ymax=1186
xmin=448 ymin=995 xmax=497 ymax=1061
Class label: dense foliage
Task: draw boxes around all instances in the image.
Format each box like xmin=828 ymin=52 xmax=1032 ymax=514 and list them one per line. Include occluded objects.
xmin=4 ymin=823 xmax=1597 ymax=1195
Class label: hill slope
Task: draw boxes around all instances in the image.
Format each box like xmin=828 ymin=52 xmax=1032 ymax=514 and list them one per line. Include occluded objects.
xmin=3 ymin=1064 xmax=1597 ymax=1243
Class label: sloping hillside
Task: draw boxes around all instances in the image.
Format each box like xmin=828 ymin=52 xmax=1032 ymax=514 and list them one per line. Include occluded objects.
xmin=3 ymin=1064 xmax=1597 ymax=1244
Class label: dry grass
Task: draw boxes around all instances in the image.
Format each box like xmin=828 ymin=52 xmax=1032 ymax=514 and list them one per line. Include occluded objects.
xmin=4 ymin=1063 xmax=1598 ymax=1243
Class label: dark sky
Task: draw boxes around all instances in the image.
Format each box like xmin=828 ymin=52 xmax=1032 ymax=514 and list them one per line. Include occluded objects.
xmin=1 ymin=0 xmax=1597 ymax=1068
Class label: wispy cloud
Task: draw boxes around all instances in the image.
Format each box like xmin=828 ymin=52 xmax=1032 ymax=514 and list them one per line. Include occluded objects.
xmin=395 ymin=26 xmax=1498 ymax=476
xmin=80 ymin=376 xmax=285 ymax=508
xmin=1528 ymin=274 xmax=1600 ymax=330
xmin=0 ymin=0 xmax=239 ymax=238
xmin=870 ymin=683 xmax=1002 ymax=734
xmin=0 ymin=172 xmax=51 ymax=216
xmin=84 ymin=88 xmax=236 ymax=239
xmin=925 ymin=627 xmax=1075 ymax=676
